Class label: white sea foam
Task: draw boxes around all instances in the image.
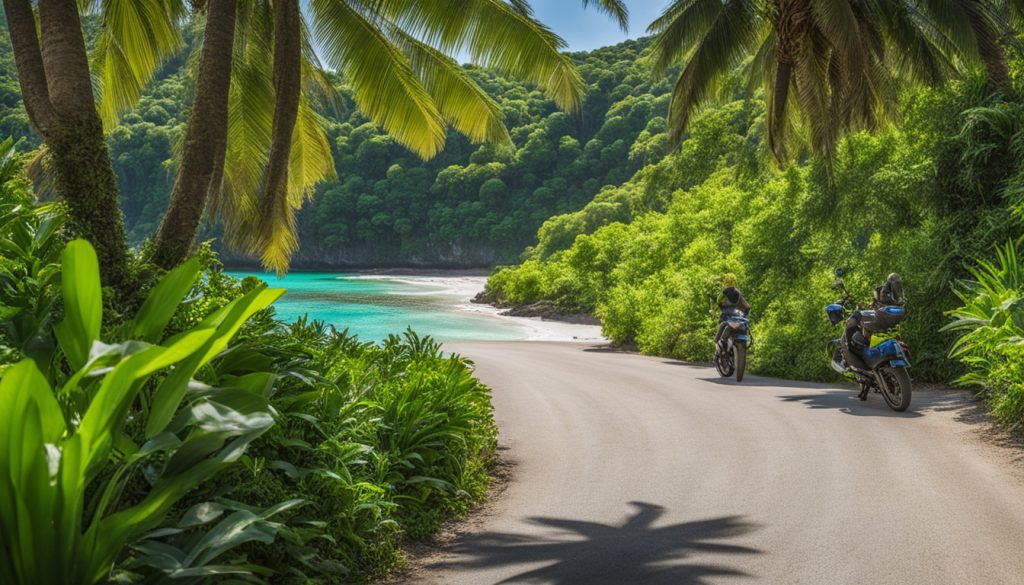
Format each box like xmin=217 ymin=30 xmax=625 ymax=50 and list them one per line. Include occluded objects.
xmin=363 ymin=275 xmax=605 ymax=342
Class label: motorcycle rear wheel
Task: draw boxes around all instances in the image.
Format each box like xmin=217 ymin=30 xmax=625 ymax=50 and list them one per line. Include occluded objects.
xmin=878 ymin=366 xmax=912 ymax=412
xmin=734 ymin=342 xmax=746 ymax=383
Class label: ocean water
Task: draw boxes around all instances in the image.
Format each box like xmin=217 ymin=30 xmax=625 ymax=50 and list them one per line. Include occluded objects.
xmin=227 ymin=271 xmax=536 ymax=342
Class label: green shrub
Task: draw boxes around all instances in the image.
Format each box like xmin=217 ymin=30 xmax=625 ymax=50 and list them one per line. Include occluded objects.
xmin=176 ymin=323 xmax=497 ymax=583
xmin=487 ymin=80 xmax=1024 ymax=385
xmin=0 ymin=185 xmax=499 ymax=583
xmin=0 ymin=240 xmax=282 ymax=584
xmin=945 ymin=242 xmax=1024 ymax=428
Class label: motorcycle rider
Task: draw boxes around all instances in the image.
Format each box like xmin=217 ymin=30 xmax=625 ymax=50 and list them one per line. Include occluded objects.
xmin=715 ymin=273 xmax=750 ymax=350
xmin=841 ymin=273 xmax=906 ymax=368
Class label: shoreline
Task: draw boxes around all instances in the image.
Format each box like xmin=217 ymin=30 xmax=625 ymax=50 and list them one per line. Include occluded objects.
xmin=230 ymin=270 xmax=606 ymax=343
xmin=471 ymin=291 xmax=602 ymax=326
xmin=224 ymin=265 xmax=494 ymax=277
xmin=365 ymin=274 xmax=607 ymax=342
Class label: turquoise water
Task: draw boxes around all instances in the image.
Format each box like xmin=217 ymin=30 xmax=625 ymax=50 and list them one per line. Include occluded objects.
xmin=228 ymin=271 xmax=527 ymax=342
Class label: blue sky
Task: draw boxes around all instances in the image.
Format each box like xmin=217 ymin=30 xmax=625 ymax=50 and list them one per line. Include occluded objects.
xmin=532 ymin=0 xmax=669 ymax=52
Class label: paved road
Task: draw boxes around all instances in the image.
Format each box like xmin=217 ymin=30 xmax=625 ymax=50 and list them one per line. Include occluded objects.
xmin=419 ymin=341 xmax=1024 ymax=585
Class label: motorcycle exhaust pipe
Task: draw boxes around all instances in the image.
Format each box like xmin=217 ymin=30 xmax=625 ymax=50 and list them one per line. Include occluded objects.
xmin=830 ymin=359 xmax=847 ymax=374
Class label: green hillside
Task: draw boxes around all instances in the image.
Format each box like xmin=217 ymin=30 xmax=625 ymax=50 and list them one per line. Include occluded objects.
xmin=483 ymin=60 xmax=1024 ymax=383
xmin=0 ymin=21 xmax=674 ymax=266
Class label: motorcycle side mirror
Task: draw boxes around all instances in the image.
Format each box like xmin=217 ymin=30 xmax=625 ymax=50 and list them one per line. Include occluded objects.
xmin=834 ymin=267 xmax=845 ymax=277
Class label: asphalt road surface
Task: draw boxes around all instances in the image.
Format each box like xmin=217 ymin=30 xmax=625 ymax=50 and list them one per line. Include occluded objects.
xmin=417 ymin=341 xmax=1024 ymax=585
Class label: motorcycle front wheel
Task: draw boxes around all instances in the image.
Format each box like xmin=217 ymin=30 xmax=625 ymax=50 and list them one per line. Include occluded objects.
xmin=734 ymin=342 xmax=746 ymax=383
xmin=878 ymin=366 xmax=912 ymax=412
xmin=715 ymin=346 xmax=734 ymax=377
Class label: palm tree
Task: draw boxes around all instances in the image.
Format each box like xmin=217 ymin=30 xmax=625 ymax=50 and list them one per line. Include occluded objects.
xmin=5 ymin=0 xmax=630 ymax=276
xmin=2 ymin=0 xmax=183 ymax=287
xmin=649 ymin=0 xmax=1016 ymax=169
xmin=150 ymin=0 xmax=237 ymax=269
xmin=155 ymin=0 xmax=631 ymax=273
xmin=3 ymin=0 xmax=119 ymax=286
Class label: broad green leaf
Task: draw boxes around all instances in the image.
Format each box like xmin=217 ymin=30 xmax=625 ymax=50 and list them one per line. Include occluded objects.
xmin=178 ymin=501 xmax=227 ymax=528
xmin=55 ymin=240 xmax=103 ymax=370
xmin=130 ymin=257 xmax=200 ymax=342
xmin=0 ymin=360 xmax=65 ymax=444
xmin=146 ymin=286 xmax=284 ymax=437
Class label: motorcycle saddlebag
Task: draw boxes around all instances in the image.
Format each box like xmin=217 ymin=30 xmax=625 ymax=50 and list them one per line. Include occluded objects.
xmin=862 ymin=338 xmax=905 ymax=369
xmin=826 ymin=303 xmax=845 ymax=326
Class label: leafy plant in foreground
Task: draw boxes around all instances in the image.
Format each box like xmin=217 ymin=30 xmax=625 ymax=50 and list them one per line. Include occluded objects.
xmin=0 ymin=136 xmax=64 ymax=372
xmin=201 ymin=326 xmax=498 ymax=581
xmin=0 ymin=239 xmax=283 ymax=584
xmin=945 ymin=242 xmax=1024 ymax=426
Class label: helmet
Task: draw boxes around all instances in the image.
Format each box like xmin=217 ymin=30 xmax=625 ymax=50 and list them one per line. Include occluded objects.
xmin=875 ymin=273 xmax=905 ymax=306
xmin=721 ymin=273 xmax=737 ymax=288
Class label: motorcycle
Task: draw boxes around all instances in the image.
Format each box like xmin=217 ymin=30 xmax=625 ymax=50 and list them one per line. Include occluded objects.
xmin=714 ymin=309 xmax=751 ymax=382
xmin=825 ymin=268 xmax=912 ymax=411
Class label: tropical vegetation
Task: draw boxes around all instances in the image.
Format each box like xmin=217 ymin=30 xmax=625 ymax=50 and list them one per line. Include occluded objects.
xmin=649 ymin=0 xmax=1022 ymax=167
xmin=4 ymin=0 xmax=1024 ymax=581
xmin=946 ymin=242 xmax=1024 ymax=428
xmin=0 ymin=0 xmax=603 ymax=282
xmin=483 ymin=2 xmax=1024 ymax=414
xmin=0 ymin=143 xmax=498 ymax=582
xmin=0 ymin=22 xmax=671 ymax=268
xmin=2 ymin=2 xmax=638 ymax=582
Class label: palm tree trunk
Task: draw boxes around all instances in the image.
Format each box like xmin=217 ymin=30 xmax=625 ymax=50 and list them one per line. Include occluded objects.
xmin=4 ymin=0 xmax=128 ymax=287
xmin=768 ymin=61 xmax=792 ymax=164
xmin=768 ymin=0 xmax=811 ymax=165
xmin=2 ymin=0 xmax=58 ymax=136
xmin=255 ymin=0 xmax=302 ymax=248
xmin=961 ymin=1 xmax=1012 ymax=91
xmin=151 ymin=0 xmax=237 ymax=269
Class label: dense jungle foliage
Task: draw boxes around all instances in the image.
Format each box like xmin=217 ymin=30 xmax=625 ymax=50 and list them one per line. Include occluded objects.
xmin=484 ymin=64 xmax=1024 ymax=389
xmin=4 ymin=3 xmax=1024 ymax=582
xmin=0 ymin=18 xmax=672 ymax=265
xmin=0 ymin=141 xmax=496 ymax=583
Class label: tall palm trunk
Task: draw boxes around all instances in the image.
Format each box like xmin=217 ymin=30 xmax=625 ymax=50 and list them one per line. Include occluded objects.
xmin=254 ymin=0 xmax=302 ymax=255
xmin=767 ymin=61 xmax=793 ymax=163
xmin=767 ymin=0 xmax=812 ymax=165
xmin=961 ymin=0 xmax=1012 ymax=91
xmin=151 ymin=0 xmax=237 ymax=269
xmin=3 ymin=0 xmax=128 ymax=287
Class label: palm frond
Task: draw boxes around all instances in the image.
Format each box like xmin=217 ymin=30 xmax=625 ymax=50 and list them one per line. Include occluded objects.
xmin=649 ymin=0 xmax=733 ymax=77
xmin=791 ymin=28 xmax=835 ymax=165
xmin=257 ymin=95 xmax=335 ymax=273
xmin=212 ymin=0 xmax=275 ymax=248
xmin=811 ymin=0 xmax=869 ymax=103
xmin=386 ymin=24 xmax=511 ymax=147
xmin=911 ymin=0 xmax=980 ymax=58
xmin=89 ymin=0 xmax=187 ymax=128
xmin=659 ymin=0 xmax=761 ymax=147
xmin=582 ymin=0 xmax=629 ymax=32
xmin=876 ymin=0 xmax=958 ymax=85
xmin=211 ymin=0 xmax=334 ymax=273
xmin=310 ymin=0 xmax=446 ymax=159
xmin=364 ymin=0 xmax=584 ymax=112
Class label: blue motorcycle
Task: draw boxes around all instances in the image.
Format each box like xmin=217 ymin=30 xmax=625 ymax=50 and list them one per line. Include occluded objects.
xmin=714 ymin=309 xmax=751 ymax=382
xmin=825 ymin=269 xmax=912 ymax=411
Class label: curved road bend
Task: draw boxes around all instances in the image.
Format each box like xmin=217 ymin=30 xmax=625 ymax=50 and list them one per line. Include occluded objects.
xmin=418 ymin=341 xmax=1024 ymax=585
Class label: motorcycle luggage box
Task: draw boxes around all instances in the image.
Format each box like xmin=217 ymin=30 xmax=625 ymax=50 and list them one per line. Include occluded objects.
xmin=825 ymin=303 xmax=845 ymax=326
xmin=859 ymin=306 xmax=905 ymax=333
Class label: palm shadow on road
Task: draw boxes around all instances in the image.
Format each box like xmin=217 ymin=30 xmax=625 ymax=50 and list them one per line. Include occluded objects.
xmin=431 ymin=502 xmax=761 ymax=584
